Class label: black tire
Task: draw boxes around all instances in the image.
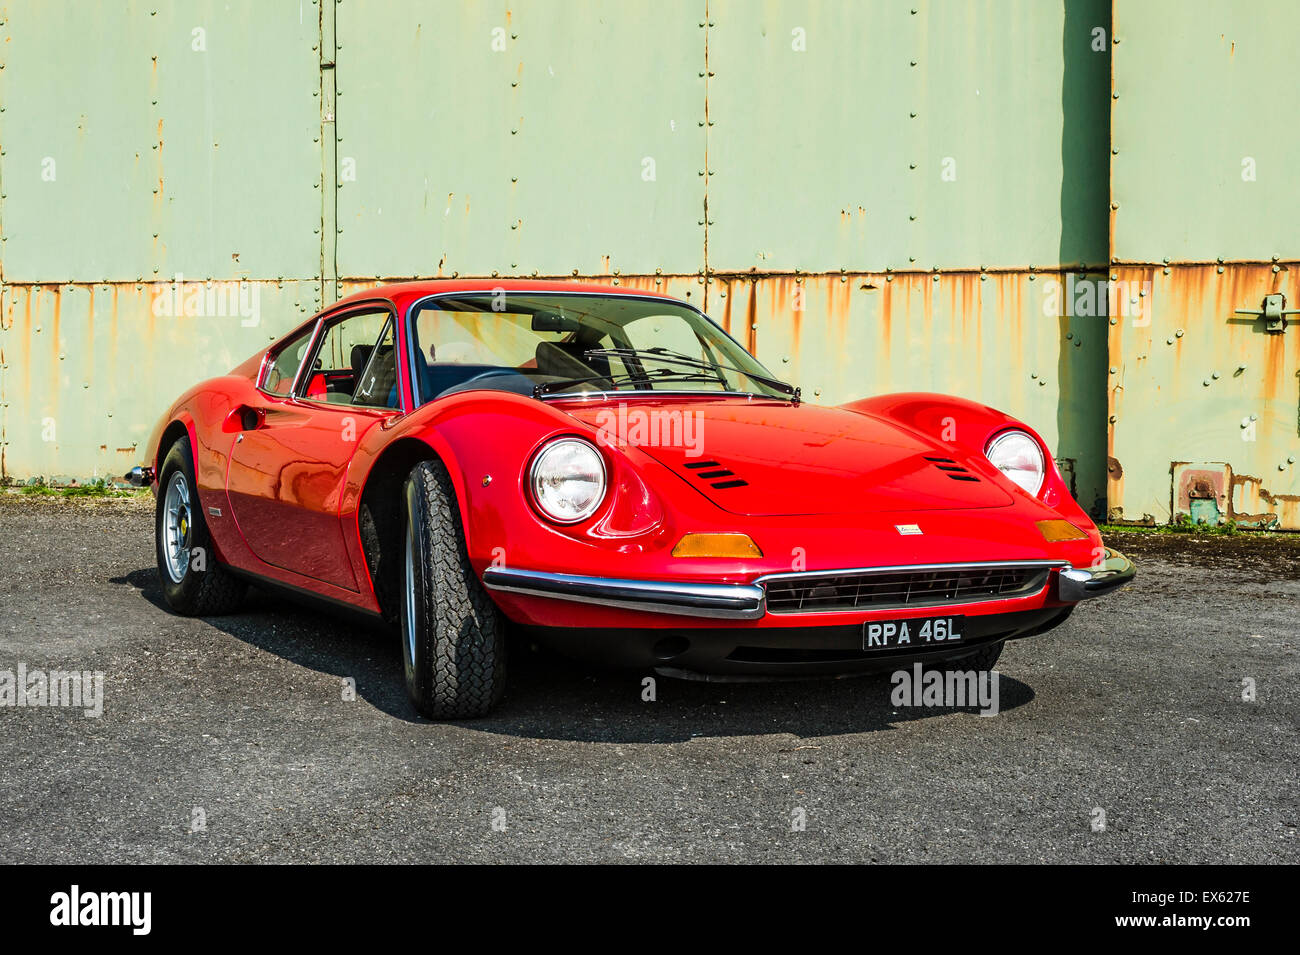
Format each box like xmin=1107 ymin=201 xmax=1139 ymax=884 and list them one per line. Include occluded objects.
xmin=155 ymin=435 xmax=247 ymax=615
xmin=400 ymin=459 xmax=506 ymax=718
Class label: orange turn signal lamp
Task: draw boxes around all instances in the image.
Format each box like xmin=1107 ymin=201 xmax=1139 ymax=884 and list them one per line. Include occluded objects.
xmin=671 ymin=533 xmax=763 ymax=558
xmin=1036 ymin=519 xmax=1089 ymax=542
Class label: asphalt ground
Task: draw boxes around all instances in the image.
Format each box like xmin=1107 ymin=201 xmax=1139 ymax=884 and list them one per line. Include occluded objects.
xmin=1 ymin=494 xmax=1296 ymax=863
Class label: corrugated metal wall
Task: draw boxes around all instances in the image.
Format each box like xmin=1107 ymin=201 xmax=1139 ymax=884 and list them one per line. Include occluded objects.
xmin=4 ymin=0 xmax=1291 ymax=528
xmin=0 ymin=0 xmax=324 ymax=481
xmin=1107 ymin=0 xmax=1300 ymax=528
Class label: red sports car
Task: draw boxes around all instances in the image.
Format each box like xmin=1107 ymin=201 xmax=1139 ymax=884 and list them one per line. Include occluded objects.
xmin=129 ymin=280 xmax=1134 ymax=717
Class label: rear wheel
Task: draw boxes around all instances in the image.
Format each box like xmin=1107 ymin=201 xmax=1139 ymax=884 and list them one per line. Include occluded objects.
xmin=400 ymin=459 xmax=506 ymax=718
xmin=155 ymin=435 xmax=247 ymax=615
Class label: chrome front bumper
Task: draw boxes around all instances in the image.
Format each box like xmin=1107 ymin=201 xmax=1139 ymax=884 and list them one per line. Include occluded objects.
xmin=483 ymin=551 xmax=1135 ymax=621
xmin=1057 ymin=548 xmax=1136 ymax=601
xmin=482 ymin=567 xmax=766 ymax=619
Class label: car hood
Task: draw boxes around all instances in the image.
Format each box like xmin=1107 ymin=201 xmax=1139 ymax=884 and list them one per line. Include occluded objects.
xmin=558 ymin=397 xmax=1015 ymax=517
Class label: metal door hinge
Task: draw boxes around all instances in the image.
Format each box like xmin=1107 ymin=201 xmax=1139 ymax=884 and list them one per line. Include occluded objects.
xmin=1234 ymin=293 xmax=1300 ymax=333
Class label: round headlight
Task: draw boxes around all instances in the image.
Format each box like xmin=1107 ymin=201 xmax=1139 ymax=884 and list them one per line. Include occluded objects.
xmin=985 ymin=429 xmax=1046 ymax=496
xmin=529 ymin=438 xmax=607 ymax=523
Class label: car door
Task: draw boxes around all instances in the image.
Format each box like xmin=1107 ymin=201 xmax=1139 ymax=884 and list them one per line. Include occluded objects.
xmin=225 ymin=303 xmax=401 ymax=592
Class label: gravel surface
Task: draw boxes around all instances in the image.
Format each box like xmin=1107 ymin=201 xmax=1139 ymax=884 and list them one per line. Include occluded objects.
xmin=1 ymin=496 xmax=1296 ymax=863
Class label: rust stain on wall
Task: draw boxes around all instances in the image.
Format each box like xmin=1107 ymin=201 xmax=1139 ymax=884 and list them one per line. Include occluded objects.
xmin=1231 ymin=470 xmax=1300 ymax=529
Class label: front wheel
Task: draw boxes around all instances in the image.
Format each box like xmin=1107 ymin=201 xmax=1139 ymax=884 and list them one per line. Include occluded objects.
xmin=400 ymin=459 xmax=506 ymax=718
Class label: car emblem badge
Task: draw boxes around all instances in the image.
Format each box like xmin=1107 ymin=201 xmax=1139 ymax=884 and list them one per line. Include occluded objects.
xmin=895 ymin=524 xmax=922 ymax=535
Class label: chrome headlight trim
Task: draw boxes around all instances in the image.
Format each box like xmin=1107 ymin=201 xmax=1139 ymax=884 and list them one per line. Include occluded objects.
xmin=985 ymin=428 xmax=1047 ymax=497
xmin=527 ymin=437 xmax=608 ymax=524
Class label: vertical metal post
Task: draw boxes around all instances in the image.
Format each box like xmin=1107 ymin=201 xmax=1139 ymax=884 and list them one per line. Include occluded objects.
xmin=320 ymin=0 xmax=338 ymax=305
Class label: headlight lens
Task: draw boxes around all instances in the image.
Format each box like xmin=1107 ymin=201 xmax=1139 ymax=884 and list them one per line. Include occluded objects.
xmin=529 ymin=438 xmax=606 ymax=523
xmin=985 ymin=429 xmax=1046 ymax=496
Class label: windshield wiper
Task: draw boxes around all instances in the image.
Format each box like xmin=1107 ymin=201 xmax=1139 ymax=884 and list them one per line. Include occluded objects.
xmin=532 ymin=368 xmax=723 ymax=398
xmin=583 ymin=346 xmax=801 ymax=403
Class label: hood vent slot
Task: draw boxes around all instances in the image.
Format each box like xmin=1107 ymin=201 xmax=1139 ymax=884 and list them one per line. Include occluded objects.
xmin=683 ymin=459 xmax=749 ymax=489
xmin=925 ymin=455 xmax=980 ymax=483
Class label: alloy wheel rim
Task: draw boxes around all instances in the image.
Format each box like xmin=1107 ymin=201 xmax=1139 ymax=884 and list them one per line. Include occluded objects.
xmin=403 ymin=516 xmax=419 ymax=672
xmin=162 ymin=471 xmax=192 ymax=583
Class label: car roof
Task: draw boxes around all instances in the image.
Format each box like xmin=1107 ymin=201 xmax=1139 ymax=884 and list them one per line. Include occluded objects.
xmin=251 ymin=279 xmax=692 ymax=368
xmin=332 ymin=278 xmax=682 ymax=312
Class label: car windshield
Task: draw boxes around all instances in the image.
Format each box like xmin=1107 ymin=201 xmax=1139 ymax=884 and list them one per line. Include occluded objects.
xmin=407 ymin=292 xmax=793 ymax=405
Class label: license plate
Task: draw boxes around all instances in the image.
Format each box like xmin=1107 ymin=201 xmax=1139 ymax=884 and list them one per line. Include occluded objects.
xmin=862 ymin=616 xmax=966 ymax=650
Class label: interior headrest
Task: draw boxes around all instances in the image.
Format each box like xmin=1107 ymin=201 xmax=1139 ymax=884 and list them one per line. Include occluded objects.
xmin=350 ymin=343 xmax=374 ymax=374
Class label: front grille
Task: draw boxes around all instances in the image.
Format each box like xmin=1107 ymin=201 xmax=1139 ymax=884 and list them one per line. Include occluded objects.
xmin=762 ymin=563 xmax=1053 ymax=614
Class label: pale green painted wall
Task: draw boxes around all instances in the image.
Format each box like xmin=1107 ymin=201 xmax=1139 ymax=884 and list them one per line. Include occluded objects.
xmin=3 ymin=0 xmax=1291 ymax=528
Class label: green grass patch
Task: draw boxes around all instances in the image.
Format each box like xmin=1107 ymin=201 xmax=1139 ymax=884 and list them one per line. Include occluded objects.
xmin=14 ymin=478 xmax=147 ymax=499
xmin=1101 ymin=516 xmax=1274 ymax=538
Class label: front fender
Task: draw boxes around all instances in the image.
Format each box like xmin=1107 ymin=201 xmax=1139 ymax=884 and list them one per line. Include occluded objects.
xmin=348 ymin=392 xmax=678 ymax=577
xmin=843 ymin=392 xmax=1098 ymax=538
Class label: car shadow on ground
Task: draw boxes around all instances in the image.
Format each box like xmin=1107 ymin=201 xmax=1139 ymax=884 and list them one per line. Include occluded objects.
xmin=112 ymin=566 xmax=1036 ymax=741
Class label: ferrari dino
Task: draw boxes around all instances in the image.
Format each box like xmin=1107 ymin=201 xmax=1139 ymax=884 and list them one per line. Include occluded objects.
xmin=129 ymin=280 xmax=1134 ymax=717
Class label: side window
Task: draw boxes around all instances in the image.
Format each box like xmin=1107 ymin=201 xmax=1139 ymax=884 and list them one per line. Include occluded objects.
xmin=262 ymin=326 xmax=315 ymax=396
xmin=352 ymin=320 xmax=399 ymax=408
xmin=297 ymin=308 xmax=394 ymax=406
